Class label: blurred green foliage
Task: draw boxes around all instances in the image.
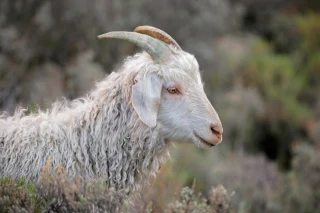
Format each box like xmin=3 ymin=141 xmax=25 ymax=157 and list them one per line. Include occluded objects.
xmin=296 ymin=13 xmax=320 ymax=55
xmin=243 ymin=38 xmax=310 ymax=124
xmin=276 ymin=144 xmax=320 ymax=213
xmin=227 ymin=12 xmax=320 ymax=169
xmin=0 ymin=177 xmax=44 ymax=213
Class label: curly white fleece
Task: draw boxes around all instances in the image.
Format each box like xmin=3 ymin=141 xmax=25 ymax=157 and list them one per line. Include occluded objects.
xmin=0 ymin=53 xmax=170 ymax=193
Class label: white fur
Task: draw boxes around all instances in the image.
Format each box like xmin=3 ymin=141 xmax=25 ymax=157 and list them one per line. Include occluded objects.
xmin=0 ymin=48 xmax=222 ymax=193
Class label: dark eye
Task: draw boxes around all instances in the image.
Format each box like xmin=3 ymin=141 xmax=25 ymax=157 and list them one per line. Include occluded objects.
xmin=167 ymin=87 xmax=179 ymax=94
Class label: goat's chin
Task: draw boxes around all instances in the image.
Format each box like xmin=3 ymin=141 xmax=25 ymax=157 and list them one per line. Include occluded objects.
xmin=191 ymin=135 xmax=216 ymax=149
xmin=194 ymin=140 xmax=215 ymax=149
xmin=168 ymin=138 xmax=214 ymax=149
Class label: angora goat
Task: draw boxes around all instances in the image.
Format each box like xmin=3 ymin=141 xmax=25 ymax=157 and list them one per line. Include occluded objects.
xmin=0 ymin=26 xmax=223 ymax=192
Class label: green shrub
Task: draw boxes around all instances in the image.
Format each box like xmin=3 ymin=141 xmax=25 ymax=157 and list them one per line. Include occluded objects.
xmin=0 ymin=177 xmax=44 ymax=213
xmin=242 ymin=39 xmax=310 ymax=124
xmin=296 ymin=13 xmax=320 ymax=55
xmin=166 ymin=185 xmax=234 ymax=213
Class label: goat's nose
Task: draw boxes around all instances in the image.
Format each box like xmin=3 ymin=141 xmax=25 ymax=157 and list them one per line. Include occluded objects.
xmin=210 ymin=124 xmax=223 ymax=136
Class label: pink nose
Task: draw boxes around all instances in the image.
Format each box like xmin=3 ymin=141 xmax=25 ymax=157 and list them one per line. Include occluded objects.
xmin=210 ymin=124 xmax=223 ymax=137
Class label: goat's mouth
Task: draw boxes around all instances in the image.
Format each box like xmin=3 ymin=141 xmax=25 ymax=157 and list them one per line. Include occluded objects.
xmin=193 ymin=132 xmax=215 ymax=147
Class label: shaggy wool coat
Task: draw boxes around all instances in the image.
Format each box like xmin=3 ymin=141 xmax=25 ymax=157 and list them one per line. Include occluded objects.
xmin=0 ymin=53 xmax=170 ymax=193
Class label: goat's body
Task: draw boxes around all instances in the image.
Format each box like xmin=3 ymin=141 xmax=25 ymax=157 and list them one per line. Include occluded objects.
xmin=0 ymin=54 xmax=170 ymax=192
xmin=0 ymin=25 xmax=224 ymax=193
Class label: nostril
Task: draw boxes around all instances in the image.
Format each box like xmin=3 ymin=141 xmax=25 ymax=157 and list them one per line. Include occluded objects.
xmin=210 ymin=124 xmax=223 ymax=136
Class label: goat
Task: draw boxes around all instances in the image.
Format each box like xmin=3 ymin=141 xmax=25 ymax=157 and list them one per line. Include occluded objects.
xmin=0 ymin=26 xmax=223 ymax=193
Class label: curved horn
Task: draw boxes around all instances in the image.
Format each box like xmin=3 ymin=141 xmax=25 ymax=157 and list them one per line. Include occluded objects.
xmin=98 ymin=31 xmax=172 ymax=63
xmin=134 ymin=25 xmax=181 ymax=50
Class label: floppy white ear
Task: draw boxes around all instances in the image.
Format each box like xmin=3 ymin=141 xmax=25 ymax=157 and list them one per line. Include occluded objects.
xmin=132 ymin=73 xmax=163 ymax=128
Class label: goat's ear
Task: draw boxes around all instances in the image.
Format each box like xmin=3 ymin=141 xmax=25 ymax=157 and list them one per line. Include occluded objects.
xmin=132 ymin=73 xmax=163 ymax=128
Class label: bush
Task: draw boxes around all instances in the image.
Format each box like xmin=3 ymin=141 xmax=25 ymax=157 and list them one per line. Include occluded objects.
xmin=0 ymin=162 xmax=124 ymax=213
xmin=0 ymin=177 xmax=44 ymax=213
xmin=166 ymin=185 xmax=234 ymax=213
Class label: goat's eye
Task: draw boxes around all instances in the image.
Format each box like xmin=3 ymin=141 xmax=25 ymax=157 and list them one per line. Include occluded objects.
xmin=167 ymin=87 xmax=179 ymax=94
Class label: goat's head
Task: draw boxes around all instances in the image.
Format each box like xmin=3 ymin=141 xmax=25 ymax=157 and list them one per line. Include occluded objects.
xmin=98 ymin=26 xmax=223 ymax=147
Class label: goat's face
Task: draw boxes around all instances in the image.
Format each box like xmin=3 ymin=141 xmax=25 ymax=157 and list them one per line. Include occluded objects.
xmin=159 ymin=53 xmax=223 ymax=147
xmin=99 ymin=26 xmax=223 ymax=147
xmin=131 ymin=52 xmax=223 ymax=148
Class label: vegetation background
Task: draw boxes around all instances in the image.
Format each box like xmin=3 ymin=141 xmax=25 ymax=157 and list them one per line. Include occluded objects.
xmin=0 ymin=0 xmax=320 ymax=212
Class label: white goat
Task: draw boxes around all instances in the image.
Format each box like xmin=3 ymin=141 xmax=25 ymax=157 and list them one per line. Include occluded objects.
xmin=0 ymin=26 xmax=223 ymax=192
